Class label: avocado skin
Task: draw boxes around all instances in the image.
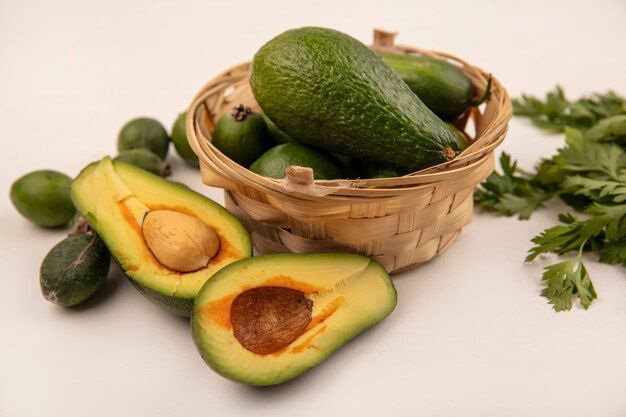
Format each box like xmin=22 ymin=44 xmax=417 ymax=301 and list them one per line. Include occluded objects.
xmin=262 ymin=114 xmax=296 ymax=144
xmin=171 ymin=112 xmax=200 ymax=167
xmin=250 ymin=27 xmax=464 ymax=172
xmin=10 ymin=170 xmax=75 ymax=228
xmin=40 ymin=234 xmax=111 ymax=307
xmin=130 ymin=280 xmax=194 ymax=318
xmin=250 ymin=143 xmax=349 ymax=180
xmin=212 ymin=110 xmax=273 ymax=167
xmin=446 ymin=123 xmax=471 ymax=150
xmin=118 ymin=117 xmax=170 ymax=160
xmin=381 ymin=53 xmax=474 ymax=122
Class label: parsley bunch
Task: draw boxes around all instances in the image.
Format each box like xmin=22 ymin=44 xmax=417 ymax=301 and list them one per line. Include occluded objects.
xmin=475 ymin=88 xmax=626 ymax=311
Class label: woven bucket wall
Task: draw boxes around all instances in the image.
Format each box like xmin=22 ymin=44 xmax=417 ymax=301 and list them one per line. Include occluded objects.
xmin=186 ymin=29 xmax=512 ymax=273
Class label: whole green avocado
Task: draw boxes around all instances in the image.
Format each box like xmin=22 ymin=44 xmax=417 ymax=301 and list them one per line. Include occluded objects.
xmin=380 ymin=52 xmax=474 ymax=121
xmin=249 ymin=27 xmax=465 ymax=172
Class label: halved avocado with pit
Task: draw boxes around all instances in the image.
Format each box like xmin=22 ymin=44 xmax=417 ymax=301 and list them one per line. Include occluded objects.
xmin=71 ymin=157 xmax=252 ymax=317
xmin=191 ymin=253 xmax=397 ymax=386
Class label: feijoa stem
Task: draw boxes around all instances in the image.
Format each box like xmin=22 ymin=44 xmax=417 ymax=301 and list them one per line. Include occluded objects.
xmin=231 ymin=104 xmax=252 ymax=121
xmin=70 ymin=216 xmax=92 ymax=236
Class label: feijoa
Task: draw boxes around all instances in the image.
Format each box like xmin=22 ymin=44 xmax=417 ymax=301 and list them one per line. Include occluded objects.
xmin=114 ymin=149 xmax=171 ymax=177
xmin=118 ymin=117 xmax=170 ymax=159
xmin=250 ymin=143 xmax=350 ymax=180
xmin=10 ymin=170 xmax=75 ymax=227
xmin=40 ymin=229 xmax=111 ymax=307
xmin=212 ymin=105 xmax=272 ymax=167
xmin=171 ymin=112 xmax=199 ymax=166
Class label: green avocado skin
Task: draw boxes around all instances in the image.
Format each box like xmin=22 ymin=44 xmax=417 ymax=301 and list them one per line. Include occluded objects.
xmin=10 ymin=170 xmax=75 ymax=227
xmin=262 ymin=114 xmax=296 ymax=144
xmin=446 ymin=123 xmax=471 ymax=150
xmin=130 ymin=279 xmax=194 ymax=318
xmin=381 ymin=53 xmax=474 ymax=122
xmin=118 ymin=117 xmax=170 ymax=159
xmin=250 ymin=143 xmax=349 ymax=180
xmin=172 ymin=112 xmax=200 ymax=166
xmin=40 ymin=234 xmax=111 ymax=307
xmin=249 ymin=27 xmax=464 ymax=172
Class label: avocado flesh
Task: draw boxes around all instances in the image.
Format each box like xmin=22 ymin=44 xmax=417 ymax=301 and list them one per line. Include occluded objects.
xmin=70 ymin=158 xmax=252 ymax=317
xmin=192 ymin=253 xmax=397 ymax=386
xmin=250 ymin=27 xmax=465 ymax=172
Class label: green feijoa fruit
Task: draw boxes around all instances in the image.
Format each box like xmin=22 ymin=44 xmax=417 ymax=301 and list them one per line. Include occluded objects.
xmin=118 ymin=117 xmax=170 ymax=159
xmin=360 ymin=162 xmax=403 ymax=179
xmin=250 ymin=143 xmax=350 ymax=180
xmin=212 ymin=105 xmax=273 ymax=167
xmin=10 ymin=170 xmax=75 ymax=227
xmin=171 ymin=112 xmax=199 ymax=167
xmin=262 ymin=114 xmax=296 ymax=144
xmin=40 ymin=232 xmax=111 ymax=307
xmin=114 ymin=149 xmax=171 ymax=177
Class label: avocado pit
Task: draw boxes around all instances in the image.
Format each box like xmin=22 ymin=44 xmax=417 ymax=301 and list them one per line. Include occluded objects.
xmin=230 ymin=286 xmax=313 ymax=355
xmin=142 ymin=209 xmax=220 ymax=272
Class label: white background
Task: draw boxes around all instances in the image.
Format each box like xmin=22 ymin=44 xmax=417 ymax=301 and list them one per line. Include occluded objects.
xmin=1 ymin=1 xmax=625 ymax=416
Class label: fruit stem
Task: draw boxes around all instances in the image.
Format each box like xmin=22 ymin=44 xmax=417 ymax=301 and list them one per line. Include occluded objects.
xmin=444 ymin=146 xmax=457 ymax=160
xmin=231 ymin=104 xmax=252 ymax=121
xmin=161 ymin=162 xmax=172 ymax=177
xmin=69 ymin=216 xmax=92 ymax=236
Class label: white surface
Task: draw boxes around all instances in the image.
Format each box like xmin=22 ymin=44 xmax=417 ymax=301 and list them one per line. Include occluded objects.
xmin=1 ymin=1 xmax=625 ymax=416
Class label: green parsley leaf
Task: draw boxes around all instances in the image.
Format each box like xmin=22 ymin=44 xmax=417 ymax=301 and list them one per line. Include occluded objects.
xmin=475 ymin=153 xmax=552 ymax=219
xmin=586 ymin=114 xmax=626 ymax=145
xmin=564 ymin=176 xmax=626 ymax=203
xmin=557 ymin=128 xmax=625 ymax=179
xmin=527 ymin=203 xmax=626 ymax=262
xmin=513 ymin=87 xmax=626 ymax=132
xmin=596 ymin=240 xmax=626 ymax=267
xmin=540 ymin=248 xmax=597 ymax=311
xmin=480 ymin=86 xmax=626 ymax=312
